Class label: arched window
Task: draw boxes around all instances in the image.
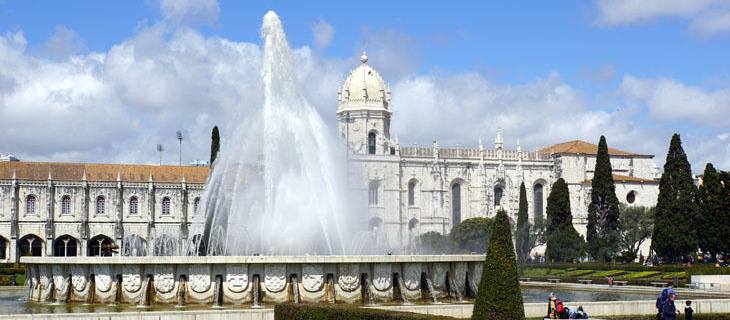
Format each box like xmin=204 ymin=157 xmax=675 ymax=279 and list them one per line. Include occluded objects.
xmin=53 ymin=235 xmax=78 ymax=257
xmin=88 ymin=235 xmax=114 ymax=257
xmin=368 ymin=181 xmax=379 ymax=206
xmin=407 ymin=180 xmax=417 ymax=206
xmin=129 ymin=196 xmax=139 ymax=215
xmin=0 ymin=237 xmax=7 ymax=260
xmin=61 ymin=195 xmax=71 ymax=215
xmin=25 ymin=195 xmax=37 ymax=215
xmin=95 ymin=196 xmax=105 ymax=215
xmin=368 ymin=217 xmax=383 ymax=231
xmin=408 ymin=218 xmax=419 ymax=231
xmin=626 ymin=190 xmax=637 ymax=204
xmin=162 ymin=197 xmax=171 ymax=215
xmin=193 ymin=197 xmax=201 ymax=215
xmin=452 ymin=183 xmax=461 ymax=225
xmin=18 ymin=234 xmax=43 ymax=257
xmin=533 ymin=183 xmax=544 ymax=219
xmin=368 ymin=131 xmax=377 ymax=155
xmin=494 ymin=186 xmax=504 ymax=207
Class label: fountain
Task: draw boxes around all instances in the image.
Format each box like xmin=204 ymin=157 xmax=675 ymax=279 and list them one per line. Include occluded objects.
xmin=19 ymin=10 xmax=482 ymax=308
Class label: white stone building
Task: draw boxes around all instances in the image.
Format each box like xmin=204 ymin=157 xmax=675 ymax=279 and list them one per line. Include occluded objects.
xmin=0 ymin=53 xmax=659 ymax=262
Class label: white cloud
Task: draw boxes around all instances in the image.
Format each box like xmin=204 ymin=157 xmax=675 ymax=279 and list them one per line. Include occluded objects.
xmin=43 ymin=25 xmax=85 ymax=58
xmin=158 ymin=0 xmax=220 ymax=26
xmin=595 ymin=0 xmax=730 ymax=35
xmin=311 ymin=18 xmax=335 ymax=49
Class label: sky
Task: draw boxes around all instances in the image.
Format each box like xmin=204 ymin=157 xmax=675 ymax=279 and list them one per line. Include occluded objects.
xmin=1 ymin=0 xmax=729 ymax=172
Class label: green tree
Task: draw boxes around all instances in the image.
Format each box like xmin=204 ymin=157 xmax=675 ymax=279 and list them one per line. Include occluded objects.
xmin=721 ymin=171 xmax=730 ymax=256
xmin=618 ymin=204 xmax=654 ymax=262
xmin=697 ymin=163 xmax=724 ymax=260
xmin=652 ymin=134 xmax=698 ymax=263
xmin=210 ymin=126 xmax=220 ymax=167
xmin=586 ymin=136 xmax=622 ymax=262
xmin=472 ymin=209 xmax=525 ymax=320
xmin=450 ymin=217 xmax=492 ymax=253
xmin=417 ymin=231 xmax=453 ymax=254
xmin=545 ymin=178 xmax=584 ymax=262
xmin=515 ymin=182 xmax=531 ymax=263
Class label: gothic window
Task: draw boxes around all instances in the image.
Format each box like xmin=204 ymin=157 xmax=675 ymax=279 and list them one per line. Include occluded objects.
xmin=0 ymin=237 xmax=7 ymax=260
xmin=407 ymin=180 xmax=417 ymax=206
xmin=25 ymin=195 xmax=36 ymax=215
xmin=452 ymin=183 xmax=461 ymax=225
xmin=626 ymin=191 xmax=637 ymax=204
xmin=408 ymin=217 xmax=419 ymax=231
xmin=368 ymin=217 xmax=383 ymax=231
xmin=19 ymin=234 xmax=42 ymax=257
xmin=162 ymin=196 xmax=171 ymax=215
xmin=61 ymin=195 xmax=71 ymax=215
xmin=368 ymin=181 xmax=379 ymax=206
xmin=494 ymin=186 xmax=504 ymax=207
xmin=193 ymin=197 xmax=201 ymax=214
xmin=533 ymin=183 xmax=544 ymax=218
xmin=95 ymin=196 xmax=105 ymax=215
xmin=53 ymin=235 xmax=78 ymax=257
xmin=368 ymin=131 xmax=377 ymax=155
xmin=129 ymin=196 xmax=139 ymax=215
xmin=88 ymin=235 xmax=114 ymax=257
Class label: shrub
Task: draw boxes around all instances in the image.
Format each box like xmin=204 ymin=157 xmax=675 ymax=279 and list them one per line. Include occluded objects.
xmin=472 ymin=210 xmax=524 ymax=320
xmin=450 ymin=217 xmax=491 ymax=253
xmin=417 ymin=231 xmax=454 ymax=254
xmin=274 ymin=304 xmax=458 ymax=319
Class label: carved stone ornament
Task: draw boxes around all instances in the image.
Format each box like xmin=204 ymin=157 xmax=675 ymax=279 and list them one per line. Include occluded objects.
xmin=189 ymin=264 xmax=211 ymax=293
xmin=39 ymin=265 xmax=51 ymax=289
xmin=337 ymin=264 xmax=360 ymax=292
xmin=52 ymin=265 xmax=65 ymax=290
xmin=154 ymin=265 xmax=175 ymax=294
xmin=431 ymin=263 xmax=448 ymax=289
xmin=372 ymin=264 xmax=392 ymax=291
xmin=94 ymin=265 xmax=112 ymax=293
xmin=403 ymin=263 xmax=421 ymax=291
xmin=226 ymin=265 xmax=248 ymax=293
xmin=453 ymin=262 xmax=468 ymax=289
xmin=264 ymin=264 xmax=286 ymax=293
xmin=301 ymin=264 xmax=324 ymax=293
xmin=122 ymin=265 xmax=141 ymax=293
xmin=70 ymin=265 xmax=87 ymax=292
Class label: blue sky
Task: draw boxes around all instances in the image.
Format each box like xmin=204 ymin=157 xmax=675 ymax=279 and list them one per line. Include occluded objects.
xmin=1 ymin=0 xmax=729 ymax=171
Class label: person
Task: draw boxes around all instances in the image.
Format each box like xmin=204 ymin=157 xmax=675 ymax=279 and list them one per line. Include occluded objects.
xmin=685 ymin=300 xmax=694 ymax=320
xmin=656 ymin=285 xmax=675 ymax=319
xmin=662 ymin=293 xmax=679 ymax=320
xmin=567 ymin=305 xmax=589 ymax=319
xmin=547 ymin=292 xmax=557 ymax=319
xmin=607 ymin=276 xmax=614 ymax=287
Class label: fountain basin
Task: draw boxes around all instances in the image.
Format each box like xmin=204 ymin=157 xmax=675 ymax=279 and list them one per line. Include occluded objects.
xmin=20 ymin=255 xmax=483 ymax=306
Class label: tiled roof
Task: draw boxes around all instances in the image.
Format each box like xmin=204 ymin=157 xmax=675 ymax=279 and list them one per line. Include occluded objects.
xmin=539 ymin=140 xmax=636 ymax=156
xmin=0 ymin=161 xmax=209 ymax=184
xmin=583 ymin=174 xmax=656 ymax=184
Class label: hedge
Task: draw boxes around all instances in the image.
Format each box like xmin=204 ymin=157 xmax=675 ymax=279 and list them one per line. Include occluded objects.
xmin=600 ymin=314 xmax=730 ymax=320
xmin=274 ymin=304 xmax=459 ymax=320
xmin=520 ymin=262 xmax=688 ymax=272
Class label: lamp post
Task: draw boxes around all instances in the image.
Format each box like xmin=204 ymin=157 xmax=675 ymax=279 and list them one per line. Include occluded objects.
xmin=176 ymin=131 xmax=184 ymax=166
xmin=156 ymin=144 xmax=163 ymax=166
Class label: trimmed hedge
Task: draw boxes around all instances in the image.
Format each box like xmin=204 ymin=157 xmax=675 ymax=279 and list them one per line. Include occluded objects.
xmin=601 ymin=314 xmax=730 ymax=320
xmin=274 ymin=304 xmax=458 ymax=320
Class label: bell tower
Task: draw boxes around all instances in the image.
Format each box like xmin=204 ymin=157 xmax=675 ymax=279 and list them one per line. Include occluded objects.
xmin=337 ymin=52 xmax=391 ymax=155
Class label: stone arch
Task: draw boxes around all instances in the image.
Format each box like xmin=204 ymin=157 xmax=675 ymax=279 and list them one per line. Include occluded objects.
xmin=533 ymin=179 xmax=548 ymax=222
xmin=18 ymin=234 xmax=43 ymax=257
xmin=408 ymin=217 xmax=419 ymax=231
xmin=368 ymin=217 xmax=383 ymax=231
xmin=368 ymin=130 xmax=377 ymax=154
xmin=0 ymin=235 xmax=9 ymax=260
xmin=53 ymin=234 xmax=79 ymax=257
xmin=122 ymin=234 xmax=147 ymax=256
xmin=154 ymin=234 xmax=178 ymax=256
xmin=88 ymin=234 xmax=115 ymax=257
xmin=450 ymin=178 xmax=466 ymax=226
xmin=407 ymin=178 xmax=419 ymax=207
xmin=493 ymin=179 xmax=506 ymax=208
xmin=626 ymin=190 xmax=638 ymax=204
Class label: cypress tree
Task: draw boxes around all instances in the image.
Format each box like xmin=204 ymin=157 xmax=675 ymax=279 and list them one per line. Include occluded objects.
xmin=697 ymin=163 xmax=724 ymax=260
xmin=721 ymin=171 xmax=730 ymax=255
xmin=586 ymin=136 xmax=621 ymax=262
xmin=472 ymin=209 xmax=525 ymax=320
xmin=210 ymin=126 xmax=220 ymax=167
xmin=515 ymin=182 xmax=531 ymax=263
xmin=652 ymin=134 xmax=698 ymax=263
xmin=545 ymin=178 xmax=584 ymax=263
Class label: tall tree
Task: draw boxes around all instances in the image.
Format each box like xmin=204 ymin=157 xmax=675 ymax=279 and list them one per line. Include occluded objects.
xmin=697 ymin=163 xmax=724 ymax=260
xmin=586 ymin=136 xmax=621 ymax=262
xmin=209 ymin=126 xmax=220 ymax=167
xmin=515 ymin=182 xmax=531 ymax=263
xmin=545 ymin=178 xmax=584 ymax=262
xmin=472 ymin=209 xmax=525 ymax=320
xmin=652 ymin=134 xmax=698 ymax=263
xmin=721 ymin=171 xmax=730 ymax=256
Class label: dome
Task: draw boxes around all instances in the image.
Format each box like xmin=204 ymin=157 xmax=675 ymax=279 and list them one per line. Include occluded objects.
xmin=337 ymin=52 xmax=390 ymax=112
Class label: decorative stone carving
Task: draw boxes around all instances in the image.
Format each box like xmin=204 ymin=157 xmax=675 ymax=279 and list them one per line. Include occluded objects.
xmin=226 ymin=265 xmax=248 ymax=293
xmin=39 ymin=265 xmax=51 ymax=289
xmin=189 ymin=265 xmax=211 ymax=293
xmin=154 ymin=265 xmax=175 ymax=294
xmin=52 ymin=265 xmax=65 ymax=290
xmin=431 ymin=263 xmax=448 ymax=289
xmin=70 ymin=265 xmax=86 ymax=292
xmin=403 ymin=263 xmax=421 ymax=291
xmin=337 ymin=264 xmax=360 ymax=292
xmin=453 ymin=262 xmax=467 ymax=289
xmin=94 ymin=264 xmax=112 ymax=293
xmin=302 ymin=264 xmax=324 ymax=293
xmin=372 ymin=264 xmax=392 ymax=291
xmin=264 ymin=264 xmax=286 ymax=293
xmin=122 ymin=265 xmax=141 ymax=293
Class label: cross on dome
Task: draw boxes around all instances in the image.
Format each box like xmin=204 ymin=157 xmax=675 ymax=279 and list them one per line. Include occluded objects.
xmin=360 ymin=51 xmax=368 ymax=64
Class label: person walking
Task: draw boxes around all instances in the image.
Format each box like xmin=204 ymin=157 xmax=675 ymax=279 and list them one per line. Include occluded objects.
xmin=662 ymin=293 xmax=679 ymax=320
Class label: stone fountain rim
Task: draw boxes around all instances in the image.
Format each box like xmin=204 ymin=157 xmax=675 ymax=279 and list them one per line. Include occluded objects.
xmin=20 ymin=254 xmax=485 ymax=265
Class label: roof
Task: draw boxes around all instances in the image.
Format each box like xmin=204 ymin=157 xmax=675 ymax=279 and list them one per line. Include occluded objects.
xmin=0 ymin=161 xmax=209 ymax=184
xmin=583 ymin=174 xmax=656 ymax=184
xmin=539 ymin=140 xmax=639 ymax=156
xmin=337 ymin=52 xmax=390 ymax=111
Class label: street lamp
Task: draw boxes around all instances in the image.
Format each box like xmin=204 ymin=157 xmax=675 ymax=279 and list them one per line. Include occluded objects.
xmin=156 ymin=144 xmax=164 ymax=166
xmin=176 ymin=130 xmax=184 ymax=166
